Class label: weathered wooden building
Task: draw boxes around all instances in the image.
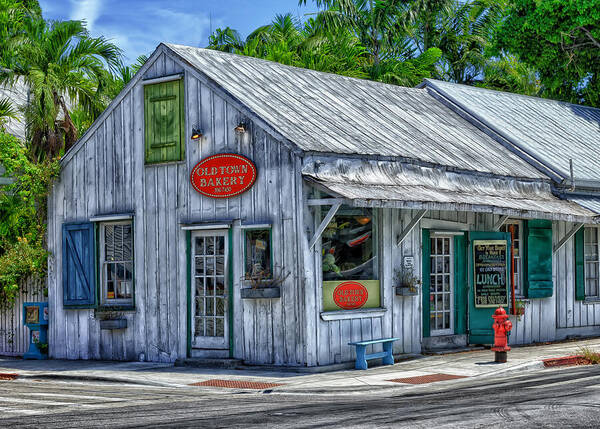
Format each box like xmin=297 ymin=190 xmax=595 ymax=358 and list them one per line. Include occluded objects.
xmin=47 ymin=43 xmax=600 ymax=366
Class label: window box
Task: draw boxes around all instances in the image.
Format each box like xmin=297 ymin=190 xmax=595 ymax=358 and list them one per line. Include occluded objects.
xmin=99 ymin=318 xmax=127 ymax=330
xmin=396 ymin=286 xmax=418 ymax=296
xmin=240 ymin=286 xmax=281 ymax=299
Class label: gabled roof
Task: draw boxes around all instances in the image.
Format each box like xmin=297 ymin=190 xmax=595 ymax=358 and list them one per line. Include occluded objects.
xmin=165 ymin=44 xmax=545 ymax=180
xmin=423 ymin=79 xmax=600 ymax=185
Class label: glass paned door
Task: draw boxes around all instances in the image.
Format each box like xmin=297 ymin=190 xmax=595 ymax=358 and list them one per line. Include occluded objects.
xmin=430 ymin=236 xmax=454 ymax=336
xmin=192 ymin=230 xmax=229 ymax=349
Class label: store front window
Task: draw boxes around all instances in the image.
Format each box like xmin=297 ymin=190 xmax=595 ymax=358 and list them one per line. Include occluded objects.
xmin=321 ymin=206 xmax=380 ymax=311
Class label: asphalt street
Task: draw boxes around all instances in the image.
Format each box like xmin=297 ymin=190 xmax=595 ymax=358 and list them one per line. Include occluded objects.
xmin=1 ymin=365 xmax=599 ymax=428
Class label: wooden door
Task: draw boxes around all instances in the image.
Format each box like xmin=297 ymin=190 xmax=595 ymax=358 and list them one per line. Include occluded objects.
xmin=191 ymin=230 xmax=229 ymax=351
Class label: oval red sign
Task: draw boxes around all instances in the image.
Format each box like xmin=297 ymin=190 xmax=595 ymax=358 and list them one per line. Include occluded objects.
xmin=190 ymin=153 xmax=257 ymax=198
xmin=333 ymin=281 xmax=369 ymax=310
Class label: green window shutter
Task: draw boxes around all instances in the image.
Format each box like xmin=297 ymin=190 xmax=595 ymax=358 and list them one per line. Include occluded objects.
xmin=574 ymin=228 xmax=585 ymax=301
xmin=526 ymin=220 xmax=553 ymax=298
xmin=144 ymin=79 xmax=185 ymax=164
xmin=453 ymin=235 xmax=467 ymax=335
xmin=422 ymin=229 xmax=431 ymax=338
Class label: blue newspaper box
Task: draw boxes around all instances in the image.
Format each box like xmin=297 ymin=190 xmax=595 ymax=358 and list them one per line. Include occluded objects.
xmin=23 ymin=302 xmax=48 ymax=360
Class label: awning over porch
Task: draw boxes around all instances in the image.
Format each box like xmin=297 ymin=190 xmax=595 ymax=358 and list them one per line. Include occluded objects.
xmin=302 ymin=157 xmax=600 ymax=224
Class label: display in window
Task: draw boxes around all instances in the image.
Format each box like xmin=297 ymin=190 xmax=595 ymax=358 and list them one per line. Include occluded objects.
xmin=244 ymin=229 xmax=272 ymax=279
xmin=321 ymin=208 xmax=376 ymax=280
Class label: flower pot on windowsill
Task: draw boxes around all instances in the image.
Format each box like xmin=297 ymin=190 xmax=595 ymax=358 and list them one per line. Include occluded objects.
xmin=99 ymin=318 xmax=128 ymax=330
xmin=396 ymin=286 xmax=418 ymax=296
xmin=240 ymin=286 xmax=281 ymax=299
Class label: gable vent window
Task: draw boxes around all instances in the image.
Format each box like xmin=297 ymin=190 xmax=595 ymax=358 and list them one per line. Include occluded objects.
xmin=144 ymin=77 xmax=185 ymax=164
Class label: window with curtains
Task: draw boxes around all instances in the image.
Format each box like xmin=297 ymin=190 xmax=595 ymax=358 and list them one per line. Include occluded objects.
xmin=501 ymin=220 xmax=523 ymax=297
xmin=99 ymin=222 xmax=134 ymax=306
xmin=584 ymin=227 xmax=600 ymax=298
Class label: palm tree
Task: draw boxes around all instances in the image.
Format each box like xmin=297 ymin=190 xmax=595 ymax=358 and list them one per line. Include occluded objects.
xmin=2 ymin=18 xmax=121 ymax=160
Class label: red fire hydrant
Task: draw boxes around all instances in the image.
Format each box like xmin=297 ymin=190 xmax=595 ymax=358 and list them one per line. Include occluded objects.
xmin=491 ymin=306 xmax=512 ymax=363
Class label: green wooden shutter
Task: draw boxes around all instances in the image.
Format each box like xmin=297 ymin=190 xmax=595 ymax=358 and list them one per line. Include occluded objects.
xmin=422 ymin=229 xmax=431 ymax=338
xmin=453 ymin=235 xmax=467 ymax=335
xmin=575 ymin=227 xmax=585 ymax=301
xmin=144 ymin=79 xmax=185 ymax=164
xmin=526 ymin=220 xmax=553 ymax=298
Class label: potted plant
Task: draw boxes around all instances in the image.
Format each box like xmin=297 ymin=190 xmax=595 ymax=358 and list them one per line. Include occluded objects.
xmin=240 ymin=265 xmax=290 ymax=299
xmin=33 ymin=337 xmax=48 ymax=355
xmin=395 ymin=267 xmax=421 ymax=296
xmin=512 ymin=299 xmax=526 ymax=321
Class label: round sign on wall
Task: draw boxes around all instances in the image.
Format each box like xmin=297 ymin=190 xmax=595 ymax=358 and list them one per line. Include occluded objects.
xmin=190 ymin=153 xmax=257 ymax=198
xmin=333 ymin=281 xmax=369 ymax=310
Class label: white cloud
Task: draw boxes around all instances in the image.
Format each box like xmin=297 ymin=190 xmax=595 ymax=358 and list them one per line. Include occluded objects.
xmin=91 ymin=2 xmax=215 ymax=62
xmin=69 ymin=0 xmax=103 ymax=31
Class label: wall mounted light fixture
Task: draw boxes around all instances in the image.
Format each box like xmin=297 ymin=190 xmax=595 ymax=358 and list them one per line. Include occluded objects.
xmin=191 ymin=127 xmax=204 ymax=140
xmin=234 ymin=122 xmax=247 ymax=134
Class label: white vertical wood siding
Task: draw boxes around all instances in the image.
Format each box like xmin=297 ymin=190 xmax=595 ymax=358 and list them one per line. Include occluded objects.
xmin=0 ymin=277 xmax=46 ymax=356
xmin=555 ymin=221 xmax=600 ymax=335
xmin=47 ymin=51 xmax=306 ymax=364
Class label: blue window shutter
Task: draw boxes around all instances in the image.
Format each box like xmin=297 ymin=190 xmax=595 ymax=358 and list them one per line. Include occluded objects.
xmin=526 ymin=220 xmax=553 ymax=298
xmin=62 ymin=222 xmax=96 ymax=307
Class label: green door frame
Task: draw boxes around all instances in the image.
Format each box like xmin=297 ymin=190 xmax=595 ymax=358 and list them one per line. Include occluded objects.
xmin=467 ymin=231 xmax=511 ymax=345
xmin=186 ymin=228 xmax=234 ymax=359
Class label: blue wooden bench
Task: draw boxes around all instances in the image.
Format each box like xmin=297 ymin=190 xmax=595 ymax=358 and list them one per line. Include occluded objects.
xmin=348 ymin=337 xmax=399 ymax=370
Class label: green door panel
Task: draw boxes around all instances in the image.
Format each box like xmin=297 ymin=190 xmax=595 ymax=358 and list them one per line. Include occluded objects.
xmin=422 ymin=229 xmax=431 ymax=338
xmin=468 ymin=231 xmax=511 ymax=345
xmin=454 ymin=235 xmax=467 ymax=335
xmin=526 ymin=220 xmax=553 ymax=298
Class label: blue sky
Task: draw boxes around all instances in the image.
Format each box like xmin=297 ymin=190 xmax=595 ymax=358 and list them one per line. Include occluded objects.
xmin=39 ymin=0 xmax=319 ymax=62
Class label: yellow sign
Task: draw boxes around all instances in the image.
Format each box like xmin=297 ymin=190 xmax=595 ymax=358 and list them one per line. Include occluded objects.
xmin=323 ymin=280 xmax=380 ymax=311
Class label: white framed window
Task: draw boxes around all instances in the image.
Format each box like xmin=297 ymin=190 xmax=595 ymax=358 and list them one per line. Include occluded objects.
xmin=584 ymin=227 xmax=600 ymax=298
xmin=501 ymin=220 xmax=523 ymax=297
xmin=99 ymin=221 xmax=134 ymax=306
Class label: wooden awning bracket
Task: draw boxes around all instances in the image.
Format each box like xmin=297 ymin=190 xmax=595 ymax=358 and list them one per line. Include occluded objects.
xmin=493 ymin=215 xmax=510 ymax=231
xmin=553 ymin=222 xmax=584 ymax=253
xmin=397 ymin=209 xmax=428 ymax=246
xmin=309 ymin=202 xmax=342 ymax=250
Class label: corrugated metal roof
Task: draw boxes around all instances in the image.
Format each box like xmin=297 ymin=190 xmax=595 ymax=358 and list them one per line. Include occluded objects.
xmin=165 ymin=44 xmax=545 ymax=180
xmin=565 ymin=196 xmax=600 ymax=215
xmin=423 ymin=79 xmax=600 ymax=183
xmin=303 ymin=157 xmax=599 ymax=223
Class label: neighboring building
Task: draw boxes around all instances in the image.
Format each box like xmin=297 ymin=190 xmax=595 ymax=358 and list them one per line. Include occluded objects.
xmin=47 ymin=44 xmax=600 ymax=366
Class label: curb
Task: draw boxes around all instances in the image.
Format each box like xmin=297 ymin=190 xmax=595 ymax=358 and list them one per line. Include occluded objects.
xmin=11 ymin=372 xmax=182 ymax=388
xmin=542 ymin=355 xmax=585 ymax=367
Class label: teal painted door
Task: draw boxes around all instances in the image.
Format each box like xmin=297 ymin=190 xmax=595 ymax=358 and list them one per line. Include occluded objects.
xmin=468 ymin=231 xmax=511 ymax=345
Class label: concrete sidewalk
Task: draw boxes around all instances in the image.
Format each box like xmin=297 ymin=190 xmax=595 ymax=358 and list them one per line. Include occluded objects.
xmin=1 ymin=338 xmax=599 ymax=395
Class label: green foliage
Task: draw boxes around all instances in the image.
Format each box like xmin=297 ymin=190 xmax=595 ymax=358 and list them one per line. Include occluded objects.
xmin=579 ymin=346 xmax=600 ymax=364
xmin=208 ymin=9 xmax=441 ymax=87
xmin=2 ymin=17 xmax=123 ymax=160
xmin=495 ymin=0 xmax=600 ymax=106
xmin=0 ymin=131 xmax=59 ymax=309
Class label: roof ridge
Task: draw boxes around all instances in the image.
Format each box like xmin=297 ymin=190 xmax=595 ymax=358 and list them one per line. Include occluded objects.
xmin=425 ymin=78 xmax=600 ymax=114
xmin=164 ymin=43 xmax=425 ymax=95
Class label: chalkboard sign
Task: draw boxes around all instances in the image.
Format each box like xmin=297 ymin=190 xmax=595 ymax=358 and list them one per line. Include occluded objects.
xmin=473 ymin=240 xmax=508 ymax=308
